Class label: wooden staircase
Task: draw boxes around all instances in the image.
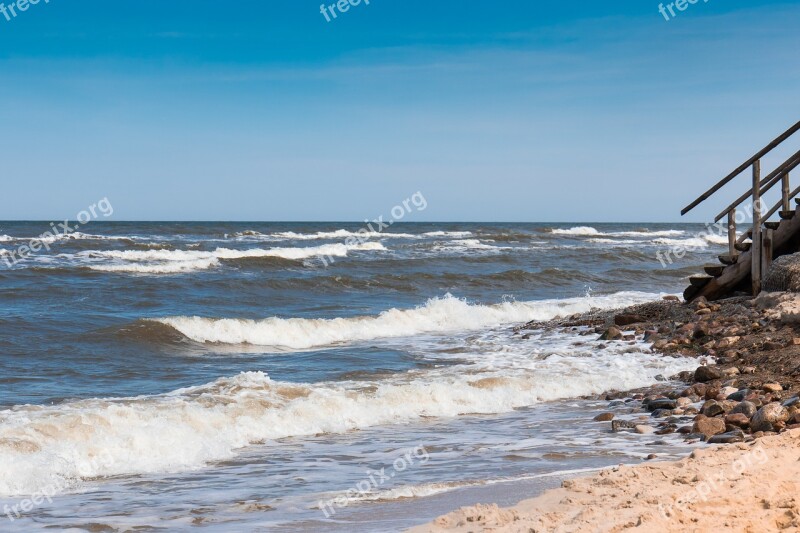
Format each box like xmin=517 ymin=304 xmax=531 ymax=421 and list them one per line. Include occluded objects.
xmin=682 ymin=120 xmax=800 ymax=302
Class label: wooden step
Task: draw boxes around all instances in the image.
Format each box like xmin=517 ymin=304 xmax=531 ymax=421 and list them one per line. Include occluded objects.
xmin=735 ymin=242 xmax=752 ymax=252
xmin=765 ymin=221 xmax=781 ymax=230
xmin=719 ymin=254 xmax=739 ymax=265
xmin=689 ymin=274 xmax=714 ymax=288
xmin=684 ymin=284 xmax=701 ymax=302
xmin=704 ymin=264 xmax=726 ymax=276
xmin=780 ymin=210 xmax=795 ymax=220
xmin=795 ymin=198 xmax=800 ymax=206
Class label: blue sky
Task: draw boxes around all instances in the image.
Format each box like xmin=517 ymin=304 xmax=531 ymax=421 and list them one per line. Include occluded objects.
xmin=1 ymin=0 xmax=799 ymax=221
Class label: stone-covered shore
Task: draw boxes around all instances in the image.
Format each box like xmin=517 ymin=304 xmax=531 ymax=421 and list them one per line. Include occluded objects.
xmin=412 ymin=293 xmax=800 ymax=532
xmin=518 ymin=292 xmax=800 ymax=445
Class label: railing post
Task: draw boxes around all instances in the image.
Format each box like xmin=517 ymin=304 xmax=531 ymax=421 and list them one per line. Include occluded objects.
xmin=727 ymin=210 xmax=737 ymax=258
xmin=762 ymin=228 xmax=774 ymax=281
xmin=752 ymin=160 xmax=762 ymax=295
xmin=783 ymin=172 xmax=791 ymax=213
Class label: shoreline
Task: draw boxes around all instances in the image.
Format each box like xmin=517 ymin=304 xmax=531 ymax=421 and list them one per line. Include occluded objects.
xmin=412 ymin=292 xmax=800 ymax=531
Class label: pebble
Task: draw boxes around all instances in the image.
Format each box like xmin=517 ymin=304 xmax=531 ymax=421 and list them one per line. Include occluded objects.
xmin=763 ymin=383 xmax=783 ymax=393
xmin=635 ymin=425 xmax=655 ymax=434
xmin=594 ymin=412 xmax=614 ymax=422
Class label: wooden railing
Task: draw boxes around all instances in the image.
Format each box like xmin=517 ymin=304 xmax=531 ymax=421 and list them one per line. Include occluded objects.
xmin=682 ymin=120 xmax=800 ymax=295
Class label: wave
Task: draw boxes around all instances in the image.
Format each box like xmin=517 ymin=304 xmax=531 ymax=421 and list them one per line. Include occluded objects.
xmin=549 ymin=226 xmax=600 ymax=236
xmin=549 ymin=227 xmax=687 ymax=238
xmin=83 ymin=243 xmax=387 ymax=273
xmin=154 ymin=291 xmax=662 ymax=350
xmin=231 ymin=229 xmax=473 ymax=241
xmin=0 ymin=347 xmax=698 ymax=496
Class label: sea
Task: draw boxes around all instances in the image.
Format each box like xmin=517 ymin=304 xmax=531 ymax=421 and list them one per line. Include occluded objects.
xmin=0 ymin=221 xmax=728 ymax=531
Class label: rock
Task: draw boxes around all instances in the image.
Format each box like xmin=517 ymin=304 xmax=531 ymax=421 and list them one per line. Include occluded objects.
xmin=763 ymin=252 xmax=800 ymax=292
xmin=643 ymin=330 xmax=659 ymax=342
xmin=646 ymin=399 xmax=677 ymax=411
xmin=719 ymin=386 xmax=739 ymax=398
xmin=782 ymin=396 xmax=800 ymax=408
xmin=614 ymin=314 xmax=644 ymax=327
xmin=742 ymin=366 xmax=757 ymax=375
xmin=594 ymin=412 xmax=615 ymax=422
xmin=599 ymin=326 xmax=623 ymax=341
xmin=763 ymin=383 xmax=783 ymax=393
xmin=611 ymin=420 xmax=637 ymax=432
xmin=646 ymin=453 xmax=658 ymax=460
xmin=721 ymin=367 xmax=741 ymax=377
xmin=701 ymin=400 xmax=726 ymax=417
xmin=695 ymin=308 xmax=712 ymax=316
xmin=676 ymin=397 xmax=693 ymax=408
xmin=793 ymin=338 xmax=800 ymax=346
xmin=692 ymin=415 xmax=727 ymax=437
xmin=708 ymin=430 xmax=746 ymax=444
xmin=750 ymin=403 xmax=790 ymax=433
xmin=635 ymin=425 xmax=655 ymax=434
xmin=716 ymin=337 xmax=741 ymax=349
xmin=731 ymin=401 xmax=757 ymax=418
xmin=663 ymin=295 xmax=680 ymax=302
xmin=727 ymin=389 xmax=751 ymax=402
xmin=762 ymin=341 xmax=784 ymax=351
xmin=695 ymin=366 xmax=722 ymax=383
xmin=725 ymin=413 xmax=751 ymax=428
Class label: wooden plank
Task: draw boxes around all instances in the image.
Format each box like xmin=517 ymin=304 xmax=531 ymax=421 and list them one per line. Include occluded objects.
xmin=690 ymin=275 xmax=714 ymax=287
xmin=752 ymin=160 xmax=762 ymax=295
xmin=783 ymin=173 xmax=791 ymax=212
xmin=780 ymin=210 xmax=796 ymax=219
xmin=682 ymin=120 xmax=800 ymax=216
xmin=735 ymin=242 xmax=752 ymax=252
xmin=765 ymin=221 xmax=781 ymax=230
xmin=719 ymin=254 xmax=738 ymax=265
xmin=762 ymin=228 xmax=774 ymax=277
xmin=704 ymin=264 xmax=726 ymax=276
xmin=727 ymin=211 xmax=736 ymax=258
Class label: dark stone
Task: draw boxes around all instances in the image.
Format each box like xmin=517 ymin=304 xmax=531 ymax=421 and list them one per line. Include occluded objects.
xmin=651 ymin=409 xmax=674 ymax=418
xmin=727 ymin=389 xmax=751 ymax=402
xmin=701 ymin=400 xmax=725 ymax=417
xmin=783 ymin=396 xmax=800 ymax=408
xmin=695 ymin=366 xmax=722 ymax=383
xmin=708 ymin=430 xmax=745 ymax=444
xmin=646 ymin=399 xmax=677 ymax=411
xmin=614 ymin=314 xmax=644 ymax=327
xmin=594 ymin=412 xmax=614 ymax=422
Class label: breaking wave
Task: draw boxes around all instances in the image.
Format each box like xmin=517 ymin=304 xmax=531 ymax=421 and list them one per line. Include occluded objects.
xmin=154 ymin=291 xmax=663 ymax=350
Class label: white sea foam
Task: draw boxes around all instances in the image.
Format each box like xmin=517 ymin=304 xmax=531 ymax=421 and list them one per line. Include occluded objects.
xmin=84 ymin=242 xmax=387 ymax=273
xmin=232 ymin=229 xmax=472 ymax=241
xmin=155 ymin=291 xmax=662 ymax=349
xmin=551 ymin=227 xmax=687 ymax=238
xmin=550 ymin=226 xmax=600 ymax=236
xmin=0 ymin=335 xmax=698 ymax=497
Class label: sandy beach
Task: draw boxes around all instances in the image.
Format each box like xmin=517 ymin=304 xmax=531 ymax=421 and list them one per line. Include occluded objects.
xmin=413 ymin=429 xmax=800 ymax=532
